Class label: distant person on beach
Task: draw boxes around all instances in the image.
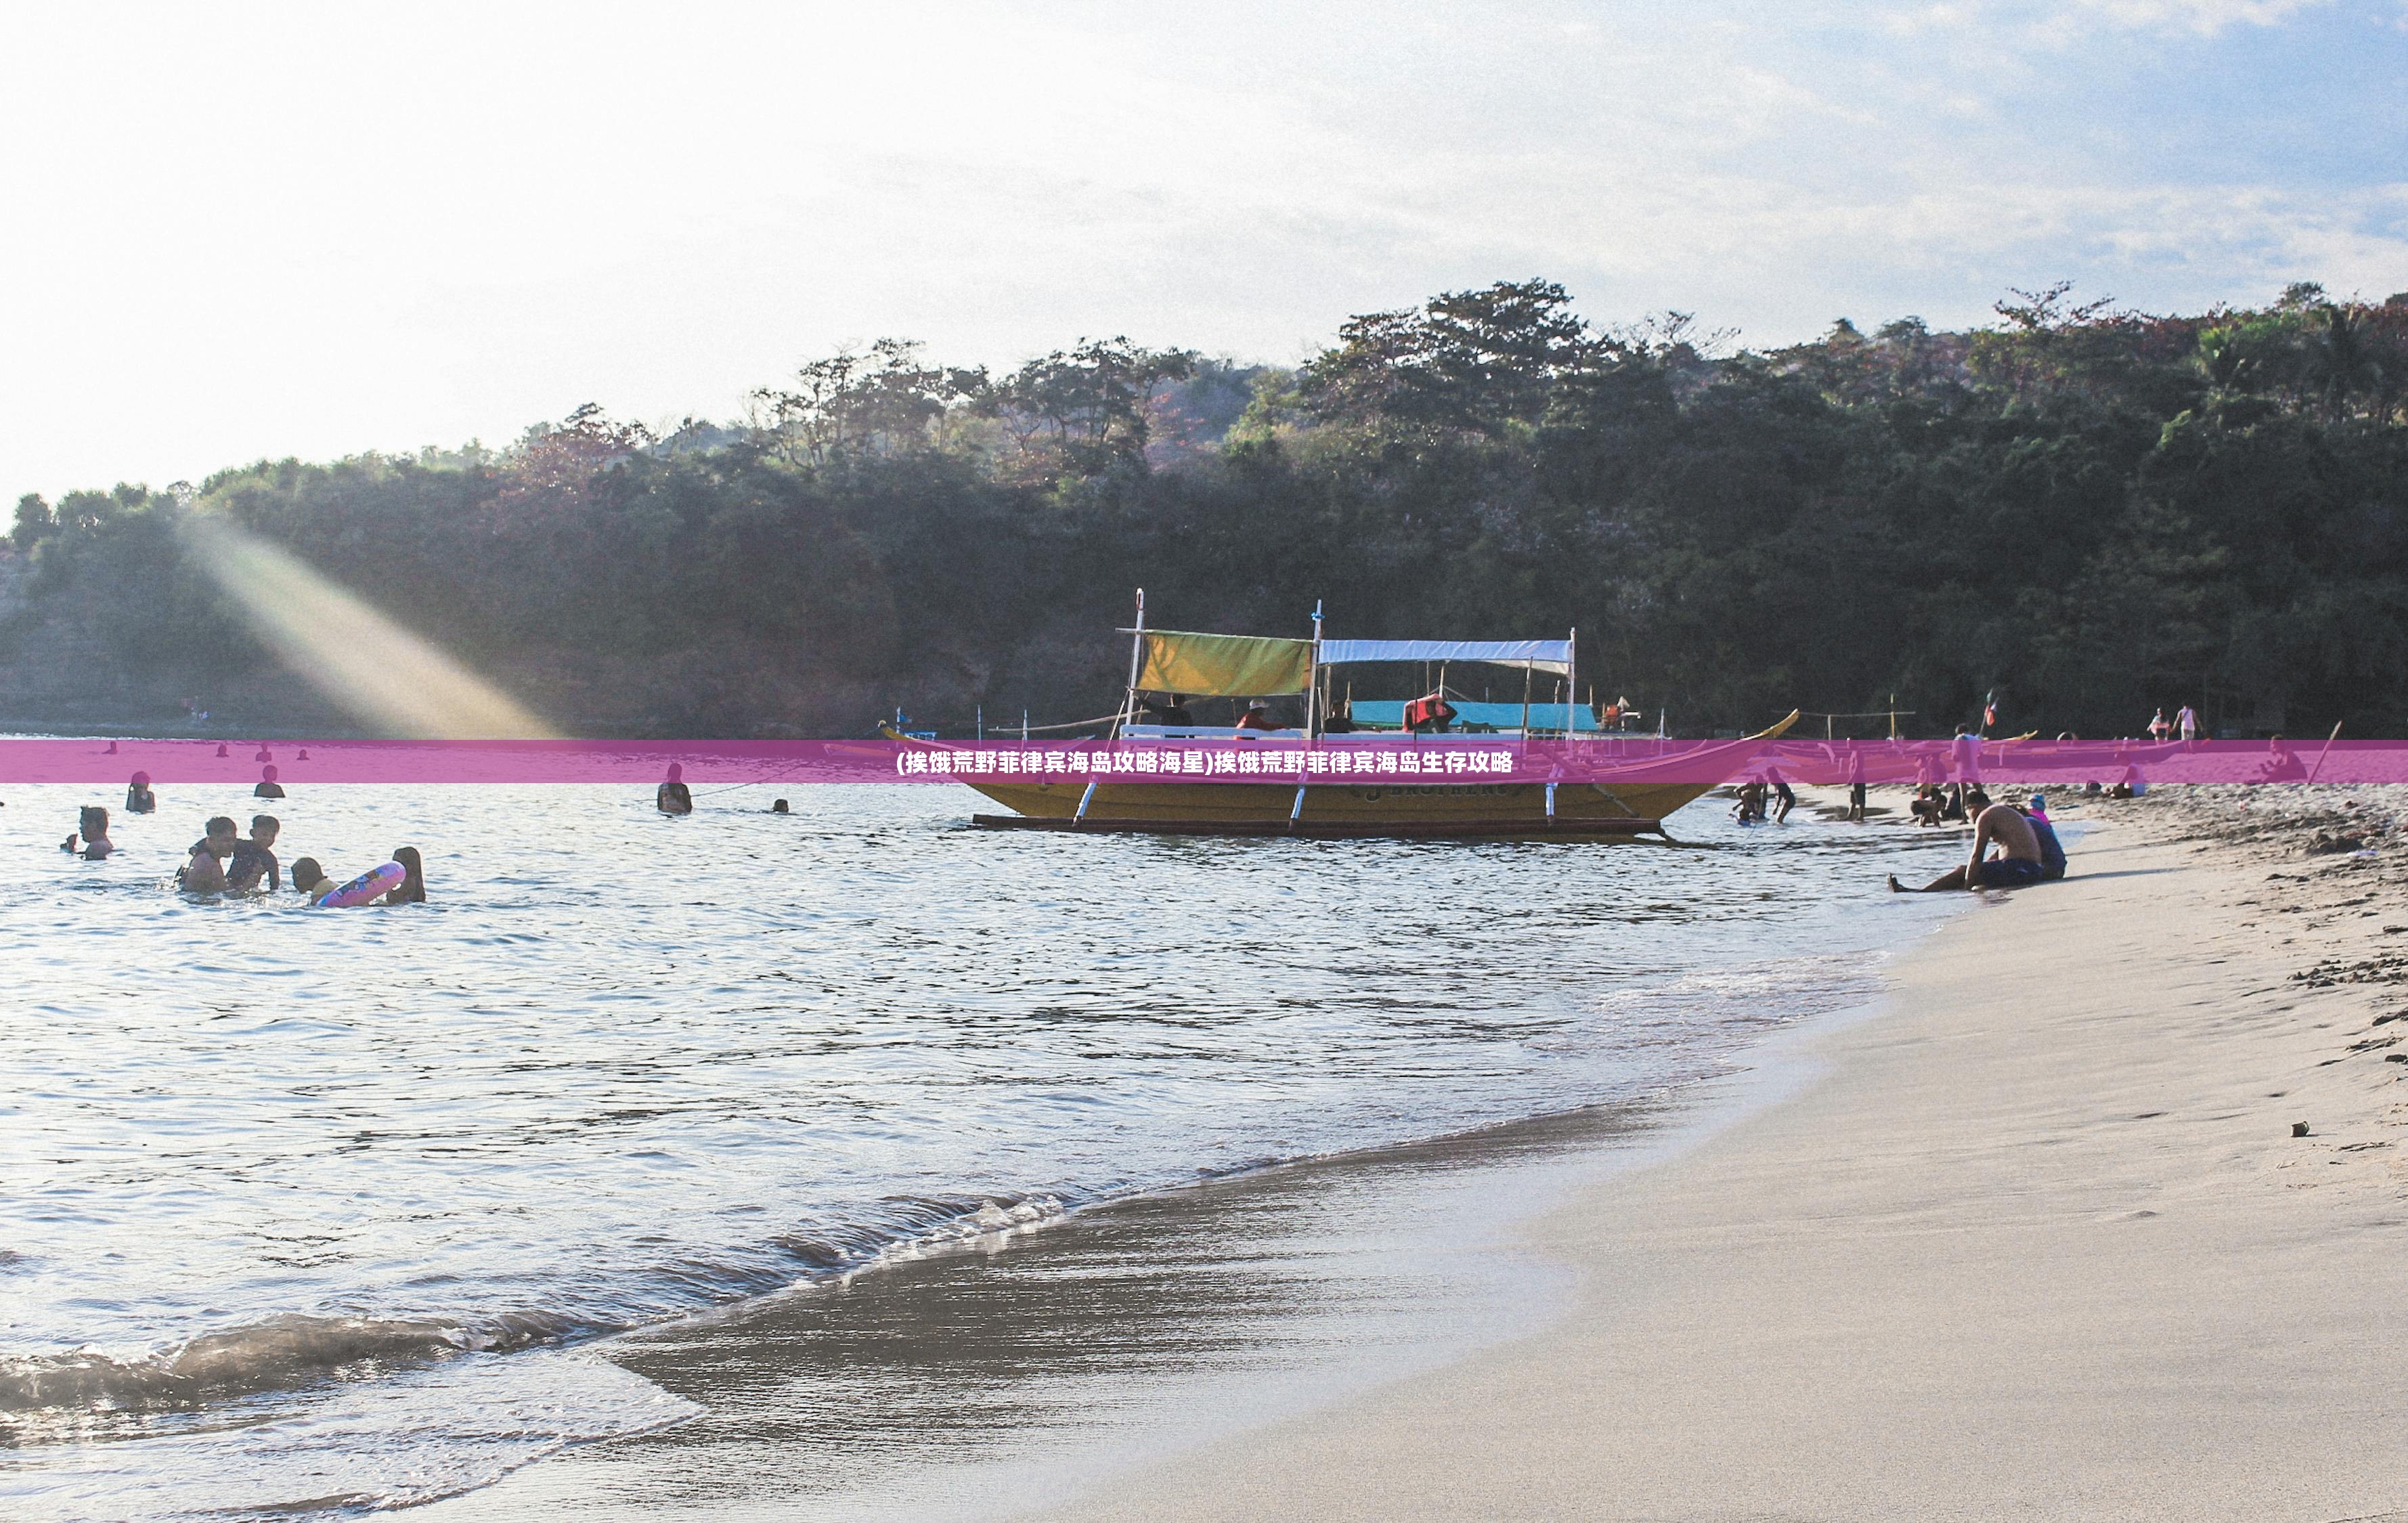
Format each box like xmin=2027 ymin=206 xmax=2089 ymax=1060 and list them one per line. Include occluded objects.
xmin=1234 ymin=699 xmax=1279 ymax=731
xmin=1909 ymin=782 xmax=1944 ymax=827
xmin=1939 ymin=781 xmax=1969 ymax=822
xmin=179 ymin=816 xmax=239 ymax=894
xmin=2176 ymin=704 xmax=2199 ymax=745
xmin=1889 ymin=788 xmax=2045 ymax=891
xmin=1951 ymin=726 xmax=1983 ymax=785
xmin=1846 ymin=748 xmax=1868 ymax=821
xmin=62 ymin=805 xmax=112 ymax=860
xmin=382 ymin=846 xmax=426 ymax=904
xmin=125 ymin=772 xmax=156 ymax=814
xmin=225 ymin=816 xmax=282 ymax=892
xmin=255 ymin=765 xmax=284 ymax=799
xmin=2255 ymin=738 xmax=2307 ymax=783
xmin=2108 ymin=761 xmax=2147 ymax=799
xmin=2148 ymin=707 xmax=2170 ymax=743
xmin=1766 ymin=766 xmax=1796 ymax=822
xmin=657 ymin=764 xmax=693 ymax=815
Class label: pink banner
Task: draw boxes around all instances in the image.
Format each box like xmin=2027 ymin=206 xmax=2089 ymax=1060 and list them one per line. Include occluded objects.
xmin=0 ymin=736 xmax=2393 ymax=787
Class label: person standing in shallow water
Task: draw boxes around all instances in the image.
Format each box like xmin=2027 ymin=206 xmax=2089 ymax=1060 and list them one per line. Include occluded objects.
xmin=125 ymin=772 xmax=156 ymax=814
xmin=657 ymin=764 xmax=693 ymax=815
xmin=255 ymin=765 xmax=285 ymax=799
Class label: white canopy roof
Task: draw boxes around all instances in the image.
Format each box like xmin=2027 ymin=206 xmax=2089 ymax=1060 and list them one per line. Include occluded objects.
xmin=1315 ymin=638 xmax=1571 ymax=674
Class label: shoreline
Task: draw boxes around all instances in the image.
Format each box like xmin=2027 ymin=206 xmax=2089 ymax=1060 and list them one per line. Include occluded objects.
xmin=1029 ymin=797 xmax=2408 ymax=1520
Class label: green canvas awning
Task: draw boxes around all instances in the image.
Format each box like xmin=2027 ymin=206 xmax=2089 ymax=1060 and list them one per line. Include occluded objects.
xmin=1136 ymin=630 xmax=1313 ymax=698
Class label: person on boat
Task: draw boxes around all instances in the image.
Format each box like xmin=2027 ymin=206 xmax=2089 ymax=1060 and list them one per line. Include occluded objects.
xmin=382 ymin=846 xmax=428 ymax=904
xmin=255 ymin=764 xmax=285 ymax=799
xmin=657 ymin=763 xmax=693 ymax=814
xmin=179 ymin=816 xmax=240 ymax=894
xmin=1137 ymin=692 xmax=1196 ymax=726
xmin=1403 ymin=690 xmax=1458 ymax=734
xmin=1889 ymin=789 xmax=2045 ymax=891
xmin=1766 ymin=766 xmax=1797 ymax=823
xmin=226 ymin=816 xmax=282 ymax=892
xmin=1234 ymin=699 xmax=1280 ymax=732
xmin=1320 ymin=698 xmax=1357 ymax=733
xmin=125 ymin=772 xmax=156 ymax=814
xmin=63 ymin=805 xmax=113 ymax=860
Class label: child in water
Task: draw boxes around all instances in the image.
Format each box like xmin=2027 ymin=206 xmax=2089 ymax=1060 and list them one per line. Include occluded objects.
xmin=290 ymin=858 xmax=338 ymax=904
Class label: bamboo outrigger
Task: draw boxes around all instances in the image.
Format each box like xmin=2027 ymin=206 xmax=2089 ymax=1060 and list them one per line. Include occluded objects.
xmin=891 ymin=593 xmax=1798 ymax=840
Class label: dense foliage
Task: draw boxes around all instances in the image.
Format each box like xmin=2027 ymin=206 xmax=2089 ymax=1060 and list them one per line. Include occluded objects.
xmin=8 ymin=279 xmax=2407 ymax=736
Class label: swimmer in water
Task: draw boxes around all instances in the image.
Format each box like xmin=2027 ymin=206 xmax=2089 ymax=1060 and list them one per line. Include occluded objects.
xmin=290 ymin=858 xmax=338 ymax=904
xmin=771 ymin=799 xmax=791 ymax=814
xmin=125 ymin=772 xmax=156 ymax=814
xmin=62 ymin=805 xmax=113 ymax=860
xmin=382 ymin=845 xmax=426 ymax=904
xmin=179 ymin=816 xmax=239 ymax=894
xmin=255 ymin=764 xmax=285 ymax=799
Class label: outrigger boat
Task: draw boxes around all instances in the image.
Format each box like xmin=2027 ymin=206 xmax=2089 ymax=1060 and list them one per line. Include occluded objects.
xmin=890 ymin=594 xmax=1797 ymax=840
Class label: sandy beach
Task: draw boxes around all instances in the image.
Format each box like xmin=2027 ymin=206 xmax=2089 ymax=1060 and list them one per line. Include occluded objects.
xmin=1033 ymin=795 xmax=2408 ymax=1522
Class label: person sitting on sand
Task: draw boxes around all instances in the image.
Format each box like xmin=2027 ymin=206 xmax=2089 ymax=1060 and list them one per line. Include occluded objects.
xmin=1889 ymin=789 xmax=2046 ymax=892
xmin=2107 ymin=760 xmax=2147 ymax=799
xmin=179 ymin=816 xmax=240 ymax=893
xmin=255 ymin=764 xmax=285 ymax=799
xmin=290 ymin=858 xmax=338 ymax=904
xmin=226 ymin=815 xmax=282 ymax=892
xmin=2255 ymin=738 xmax=2307 ymax=783
xmin=382 ymin=845 xmax=427 ymax=904
xmin=1908 ymin=782 xmax=1944 ymax=827
xmin=125 ymin=772 xmax=156 ymax=814
xmin=657 ymin=764 xmax=693 ymax=815
xmin=1939 ymin=781 xmax=1969 ymax=822
xmin=2021 ymin=794 xmax=2067 ymax=881
xmin=62 ymin=805 xmax=113 ymax=860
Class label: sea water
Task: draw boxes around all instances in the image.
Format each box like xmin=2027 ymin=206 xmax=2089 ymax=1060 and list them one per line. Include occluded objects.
xmin=0 ymin=780 xmax=1972 ymax=1517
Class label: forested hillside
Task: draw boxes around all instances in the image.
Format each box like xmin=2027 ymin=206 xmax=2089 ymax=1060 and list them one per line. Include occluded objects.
xmin=7 ymin=278 xmax=2406 ymax=738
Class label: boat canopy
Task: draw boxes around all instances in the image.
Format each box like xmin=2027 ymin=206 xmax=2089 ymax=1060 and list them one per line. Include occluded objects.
xmin=1135 ymin=630 xmax=1313 ymax=697
xmin=1315 ymin=638 xmax=1572 ymax=674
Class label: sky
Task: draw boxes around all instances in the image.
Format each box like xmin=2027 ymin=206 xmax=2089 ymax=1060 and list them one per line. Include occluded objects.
xmin=3 ymin=0 xmax=2405 ymax=498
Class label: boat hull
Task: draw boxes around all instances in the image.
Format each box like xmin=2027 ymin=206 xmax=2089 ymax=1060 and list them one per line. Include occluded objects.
xmin=955 ymin=777 xmax=1711 ymax=831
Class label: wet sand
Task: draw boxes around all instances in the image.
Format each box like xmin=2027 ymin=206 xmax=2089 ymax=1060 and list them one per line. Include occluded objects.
xmin=1038 ymin=797 xmax=2408 ymax=1521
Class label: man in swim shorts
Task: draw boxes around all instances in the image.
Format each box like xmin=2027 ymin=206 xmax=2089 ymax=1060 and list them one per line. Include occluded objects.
xmin=1887 ymin=788 xmax=2046 ymax=892
xmin=179 ymin=816 xmax=240 ymax=893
